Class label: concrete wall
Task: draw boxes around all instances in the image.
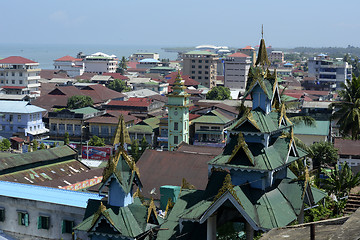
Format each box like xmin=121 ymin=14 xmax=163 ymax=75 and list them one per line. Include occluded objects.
xmin=0 ymin=195 xmax=86 ymax=240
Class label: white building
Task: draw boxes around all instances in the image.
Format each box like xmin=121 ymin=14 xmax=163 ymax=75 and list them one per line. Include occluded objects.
xmin=0 ymin=180 xmax=102 ymax=240
xmin=0 ymin=56 xmax=41 ymax=97
xmin=224 ymin=52 xmax=251 ymax=90
xmin=308 ymin=54 xmax=352 ymax=90
xmin=129 ymin=52 xmax=160 ymax=62
xmin=335 ymin=138 xmax=360 ymax=167
xmin=269 ymin=50 xmax=284 ymax=63
xmin=83 ymin=52 xmax=118 ymax=74
xmin=53 ymin=56 xmax=84 ymax=77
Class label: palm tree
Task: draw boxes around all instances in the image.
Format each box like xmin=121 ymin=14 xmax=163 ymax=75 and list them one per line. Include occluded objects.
xmin=117 ymin=56 xmax=128 ymax=75
xmin=331 ymin=75 xmax=360 ymax=140
xmin=322 ymin=162 xmax=360 ymax=198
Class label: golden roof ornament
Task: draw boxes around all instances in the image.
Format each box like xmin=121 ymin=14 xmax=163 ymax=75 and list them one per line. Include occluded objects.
xmin=212 ymin=174 xmax=243 ymax=207
xmin=112 ymin=115 xmax=131 ymax=149
xmin=147 ymin=198 xmax=157 ymax=223
xmin=180 ymin=178 xmax=196 ymax=192
xmin=255 ymin=25 xmax=271 ymax=68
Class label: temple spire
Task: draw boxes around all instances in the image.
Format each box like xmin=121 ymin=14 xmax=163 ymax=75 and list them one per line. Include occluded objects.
xmin=255 ymin=26 xmax=270 ymax=67
xmin=112 ymin=115 xmax=131 ymax=150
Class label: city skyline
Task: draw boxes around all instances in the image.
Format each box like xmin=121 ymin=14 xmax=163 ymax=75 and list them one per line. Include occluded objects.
xmin=2 ymin=0 xmax=360 ymax=48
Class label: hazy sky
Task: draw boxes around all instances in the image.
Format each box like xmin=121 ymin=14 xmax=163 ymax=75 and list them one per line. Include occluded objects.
xmin=2 ymin=0 xmax=360 ymax=48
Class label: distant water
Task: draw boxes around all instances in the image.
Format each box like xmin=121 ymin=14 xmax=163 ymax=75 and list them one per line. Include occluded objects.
xmin=0 ymin=43 xmax=179 ymax=69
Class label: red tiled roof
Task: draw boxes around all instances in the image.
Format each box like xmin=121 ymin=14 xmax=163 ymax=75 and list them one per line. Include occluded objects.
xmin=74 ymin=72 xmax=97 ymax=80
xmin=334 ymin=138 xmax=360 ymax=156
xmin=243 ymin=46 xmax=254 ymax=50
xmin=10 ymin=137 xmax=25 ymax=143
xmin=86 ymin=111 xmax=137 ymax=124
xmin=166 ymin=73 xmax=200 ymax=86
xmin=175 ymin=142 xmax=223 ymax=155
xmin=54 ymin=55 xmax=82 ymax=62
xmin=0 ymin=56 xmax=37 ymax=64
xmin=214 ymin=103 xmax=238 ymax=114
xmin=136 ymin=149 xmax=214 ymax=200
xmin=228 ymin=52 xmax=250 ymax=58
xmin=2 ymin=86 xmax=26 ymax=89
xmin=102 ymin=72 xmax=129 ymax=80
xmin=40 ymin=70 xmax=69 ymax=80
xmin=189 ymin=113 xmax=201 ymax=121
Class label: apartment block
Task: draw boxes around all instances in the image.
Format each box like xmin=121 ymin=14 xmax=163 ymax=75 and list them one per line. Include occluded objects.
xmin=182 ymin=51 xmax=219 ymax=89
xmin=224 ymin=52 xmax=252 ymax=89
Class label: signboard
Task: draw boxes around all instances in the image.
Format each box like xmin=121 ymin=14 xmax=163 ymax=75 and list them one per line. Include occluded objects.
xmin=61 ymin=177 xmax=103 ymax=191
xmin=81 ymin=146 xmax=112 ymax=161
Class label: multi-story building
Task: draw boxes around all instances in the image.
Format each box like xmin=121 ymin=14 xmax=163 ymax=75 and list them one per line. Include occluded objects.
xmin=182 ymin=51 xmax=219 ymax=89
xmin=128 ymin=52 xmax=160 ymax=62
xmin=224 ymin=52 xmax=252 ymax=90
xmin=268 ymin=50 xmax=284 ymax=64
xmin=53 ymin=56 xmax=84 ymax=77
xmin=307 ymin=54 xmax=352 ymax=90
xmin=0 ymin=101 xmax=48 ymax=139
xmin=83 ymin=52 xmax=118 ymax=74
xmin=0 ymin=56 xmax=41 ymax=97
xmin=237 ymin=46 xmax=256 ymax=64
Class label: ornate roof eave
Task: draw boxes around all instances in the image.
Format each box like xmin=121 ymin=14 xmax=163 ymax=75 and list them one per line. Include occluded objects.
xmin=227 ymin=133 xmax=255 ymax=166
xmin=231 ymin=110 xmax=261 ymax=131
xmin=89 ymin=203 xmax=121 ymax=234
xmin=147 ymin=198 xmax=158 ymax=224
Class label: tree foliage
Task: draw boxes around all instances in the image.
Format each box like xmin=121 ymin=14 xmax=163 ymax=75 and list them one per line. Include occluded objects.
xmin=206 ymin=86 xmax=231 ymax=100
xmin=40 ymin=143 xmax=46 ymax=150
xmin=0 ymin=139 xmax=11 ymax=151
xmin=116 ymin=56 xmax=128 ymax=75
xmin=130 ymin=139 xmax=140 ymax=162
xmin=308 ymin=141 xmax=338 ymax=169
xmin=88 ymin=135 xmax=105 ymax=147
xmin=343 ymin=54 xmax=360 ymax=77
xmin=331 ymin=75 xmax=360 ymax=139
xmin=108 ymin=79 xmax=130 ymax=93
xmin=67 ymin=95 xmax=93 ymax=109
xmin=31 ymin=139 xmax=38 ymax=151
xmin=64 ymin=132 xmax=70 ymax=145
xmin=322 ymin=162 xmax=360 ymax=198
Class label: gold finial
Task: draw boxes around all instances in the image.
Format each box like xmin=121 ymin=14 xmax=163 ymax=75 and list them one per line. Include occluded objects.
xmin=261 ymin=24 xmax=264 ymax=38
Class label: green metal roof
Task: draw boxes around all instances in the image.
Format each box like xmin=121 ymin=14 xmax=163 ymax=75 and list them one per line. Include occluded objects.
xmin=192 ymin=110 xmax=232 ymax=125
xmin=75 ymin=200 xmax=149 ymax=238
xmin=293 ymin=120 xmax=329 ymax=136
xmin=71 ymin=107 xmax=100 ymax=115
xmin=128 ymin=125 xmax=154 ymax=134
xmin=143 ymin=116 xmax=161 ymax=129
xmin=209 ymin=135 xmax=306 ymax=171
xmin=0 ymin=145 xmax=77 ymax=173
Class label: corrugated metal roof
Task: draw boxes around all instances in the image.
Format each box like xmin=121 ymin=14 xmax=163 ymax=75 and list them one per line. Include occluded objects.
xmin=0 ymin=101 xmax=46 ymax=114
xmin=0 ymin=180 xmax=102 ymax=208
xmin=293 ymin=120 xmax=330 ymax=136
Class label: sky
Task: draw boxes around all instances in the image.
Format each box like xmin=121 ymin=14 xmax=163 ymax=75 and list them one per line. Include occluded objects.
xmin=2 ymin=0 xmax=360 ymax=48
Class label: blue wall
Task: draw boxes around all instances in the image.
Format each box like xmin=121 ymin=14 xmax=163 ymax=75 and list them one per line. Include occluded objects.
xmin=108 ymin=178 xmax=133 ymax=207
xmin=231 ymin=169 xmax=265 ymax=189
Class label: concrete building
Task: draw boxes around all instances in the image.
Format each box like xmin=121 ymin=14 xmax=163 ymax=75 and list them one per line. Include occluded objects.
xmin=268 ymin=50 xmax=284 ymax=64
xmin=224 ymin=52 xmax=252 ymax=90
xmin=237 ymin=46 xmax=256 ymax=64
xmin=83 ymin=52 xmax=118 ymax=74
xmin=182 ymin=51 xmax=219 ymax=89
xmin=0 ymin=101 xmax=48 ymax=139
xmin=307 ymin=54 xmax=352 ymax=90
xmin=0 ymin=180 xmax=102 ymax=240
xmin=53 ymin=56 xmax=84 ymax=77
xmin=334 ymin=138 xmax=360 ymax=167
xmin=128 ymin=52 xmax=160 ymax=62
xmin=0 ymin=56 xmax=41 ymax=97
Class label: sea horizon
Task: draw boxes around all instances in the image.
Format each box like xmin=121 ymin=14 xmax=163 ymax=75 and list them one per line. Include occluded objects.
xmin=0 ymin=43 xmax=181 ymax=70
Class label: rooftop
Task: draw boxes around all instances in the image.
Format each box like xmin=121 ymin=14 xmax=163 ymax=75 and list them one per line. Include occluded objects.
xmin=0 ymin=101 xmax=46 ymax=114
xmin=293 ymin=120 xmax=330 ymax=136
xmin=0 ymin=56 xmax=38 ymax=65
xmin=0 ymin=180 xmax=102 ymax=208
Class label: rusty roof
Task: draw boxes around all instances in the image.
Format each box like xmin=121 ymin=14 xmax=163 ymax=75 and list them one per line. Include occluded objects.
xmin=175 ymin=142 xmax=223 ymax=156
xmin=136 ymin=149 xmax=214 ymax=200
xmin=334 ymin=138 xmax=360 ymax=156
xmin=0 ymin=145 xmax=77 ymax=174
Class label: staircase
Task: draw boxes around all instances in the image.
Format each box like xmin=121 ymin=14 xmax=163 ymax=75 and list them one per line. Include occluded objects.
xmin=344 ymin=194 xmax=360 ymax=214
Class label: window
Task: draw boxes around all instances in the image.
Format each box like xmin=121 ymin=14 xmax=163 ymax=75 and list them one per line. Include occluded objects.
xmin=191 ymin=65 xmax=195 ymax=68
xmin=19 ymin=80 xmax=23 ymax=84
xmin=51 ymin=124 xmax=57 ymax=132
xmin=18 ymin=115 xmax=21 ymax=122
xmin=11 ymin=72 xmax=15 ymax=77
xmin=191 ymin=60 xmax=195 ymax=63
xmin=199 ymin=60 xmax=202 ymax=63
xmin=9 ymin=115 xmax=13 ymax=122
xmin=62 ymin=220 xmax=74 ymax=233
xmin=18 ymin=212 xmax=29 ymax=226
xmin=19 ymin=72 xmax=22 ymax=77
xmin=0 ymin=208 xmax=5 ymax=222
xmin=198 ymin=71 xmax=202 ymax=74
xmin=191 ymin=71 xmax=195 ymax=74
xmin=205 ymin=60 xmax=209 ymax=63
xmin=205 ymin=66 xmax=209 ymax=69
xmin=12 ymin=80 xmax=15 ymax=84
xmin=174 ymin=122 xmax=178 ymax=130
xmin=174 ymin=136 xmax=178 ymax=144
xmin=198 ymin=65 xmax=202 ymax=69
xmin=66 ymin=124 xmax=73 ymax=134
xmin=38 ymin=216 xmax=50 ymax=229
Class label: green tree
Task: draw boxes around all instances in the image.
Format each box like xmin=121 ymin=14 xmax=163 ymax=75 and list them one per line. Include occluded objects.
xmin=31 ymin=139 xmax=39 ymax=151
xmin=322 ymin=162 xmax=360 ymax=198
xmin=88 ymin=135 xmax=105 ymax=147
xmin=116 ymin=56 xmax=128 ymax=74
xmin=0 ymin=139 xmax=11 ymax=151
xmin=140 ymin=136 xmax=149 ymax=155
xmin=67 ymin=95 xmax=93 ymax=109
xmin=206 ymin=86 xmax=231 ymax=100
xmin=130 ymin=139 xmax=140 ymax=162
xmin=308 ymin=141 xmax=338 ymax=169
xmin=108 ymin=79 xmax=130 ymax=93
xmin=64 ymin=132 xmax=70 ymax=145
xmin=40 ymin=143 xmax=46 ymax=150
xmin=331 ymin=75 xmax=360 ymax=139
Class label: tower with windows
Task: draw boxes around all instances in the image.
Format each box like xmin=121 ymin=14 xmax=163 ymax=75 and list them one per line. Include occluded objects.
xmin=167 ymin=72 xmax=191 ymax=151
